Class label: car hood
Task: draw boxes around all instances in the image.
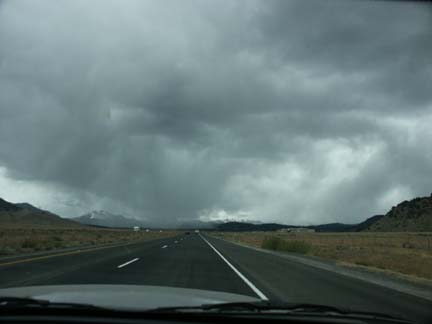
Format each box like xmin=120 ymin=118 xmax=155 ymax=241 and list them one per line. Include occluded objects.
xmin=0 ymin=285 xmax=261 ymax=310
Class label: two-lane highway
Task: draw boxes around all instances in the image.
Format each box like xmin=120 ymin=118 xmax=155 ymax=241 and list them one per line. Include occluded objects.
xmin=0 ymin=233 xmax=431 ymax=323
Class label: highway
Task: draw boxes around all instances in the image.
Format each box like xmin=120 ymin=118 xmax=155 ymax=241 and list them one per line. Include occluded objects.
xmin=0 ymin=233 xmax=431 ymax=323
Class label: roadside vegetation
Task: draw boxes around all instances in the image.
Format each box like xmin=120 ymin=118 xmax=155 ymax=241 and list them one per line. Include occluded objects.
xmin=0 ymin=227 xmax=177 ymax=256
xmin=212 ymin=231 xmax=432 ymax=280
xmin=262 ymin=236 xmax=312 ymax=254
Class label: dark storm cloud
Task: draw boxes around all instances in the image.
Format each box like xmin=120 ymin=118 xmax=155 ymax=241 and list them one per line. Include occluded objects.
xmin=0 ymin=0 xmax=431 ymax=225
xmin=254 ymin=0 xmax=432 ymax=107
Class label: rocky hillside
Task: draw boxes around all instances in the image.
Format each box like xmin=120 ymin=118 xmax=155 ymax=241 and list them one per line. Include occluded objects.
xmin=0 ymin=198 xmax=82 ymax=228
xmin=368 ymin=194 xmax=432 ymax=232
xmin=0 ymin=198 xmax=20 ymax=212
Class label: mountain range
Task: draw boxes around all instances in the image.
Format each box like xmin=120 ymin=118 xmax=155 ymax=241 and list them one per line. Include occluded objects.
xmin=72 ymin=210 xmax=147 ymax=228
xmin=1 ymin=193 xmax=431 ymax=231
xmin=209 ymin=194 xmax=432 ymax=232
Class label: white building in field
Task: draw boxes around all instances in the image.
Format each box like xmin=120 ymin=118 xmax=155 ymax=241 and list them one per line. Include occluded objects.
xmin=133 ymin=226 xmax=140 ymax=232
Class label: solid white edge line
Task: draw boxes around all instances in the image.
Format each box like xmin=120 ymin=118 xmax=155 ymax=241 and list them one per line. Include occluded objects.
xmin=117 ymin=258 xmax=139 ymax=268
xmin=199 ymin=234 xmax=269 ymax=301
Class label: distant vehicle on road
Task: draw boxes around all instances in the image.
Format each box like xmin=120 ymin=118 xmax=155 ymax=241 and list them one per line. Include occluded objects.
xmin=194 ymin=230 xmax=200 ymax=233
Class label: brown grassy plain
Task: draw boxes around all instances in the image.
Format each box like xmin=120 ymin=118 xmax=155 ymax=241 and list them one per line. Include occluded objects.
xmin=212 ymin=231 xmax=432 ymax=280
xmin=0 ymin=226 xmax=177 ymax=256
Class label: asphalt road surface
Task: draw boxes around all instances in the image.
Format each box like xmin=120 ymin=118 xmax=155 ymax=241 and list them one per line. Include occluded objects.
xmin=0 ymin=233 xmax=431 ymax=323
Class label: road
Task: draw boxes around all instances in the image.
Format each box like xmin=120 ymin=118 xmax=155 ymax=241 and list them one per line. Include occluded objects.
xmin=0 ymin=233 xmax=431 ymax=323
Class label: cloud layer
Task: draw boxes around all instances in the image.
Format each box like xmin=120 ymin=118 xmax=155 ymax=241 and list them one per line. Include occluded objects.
xmin=1 ymin=0 xmax=431 ymax=225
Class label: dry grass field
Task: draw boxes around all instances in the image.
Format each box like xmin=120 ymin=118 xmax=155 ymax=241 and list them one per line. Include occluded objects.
xmin=212 ymin=231 xmax=432 ymax=280
xmin=0 ymin=227 xmax=177 ymax=256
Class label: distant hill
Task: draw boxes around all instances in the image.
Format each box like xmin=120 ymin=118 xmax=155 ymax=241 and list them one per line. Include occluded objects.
xmin=215 ymin=222 xmax=297 ymax=232
xmin=310 ymin=222 xmax=356 ymax=232
xmin=311 ymin=215 xmax=384 ymax=232
xmin=355 ymin=215 xmax=384 ymax=231
xmin=211 ymin=215 xmax=384 ymax=232
xmin=367 ymin=194 xmax=432 ymax=232
xmin=175 ymin=220 xmax=217 ymax=230
xmin=73 ymin=210 xmax=145 ymax=228
xmin=0 ymin=198 xmax=82 ymax=227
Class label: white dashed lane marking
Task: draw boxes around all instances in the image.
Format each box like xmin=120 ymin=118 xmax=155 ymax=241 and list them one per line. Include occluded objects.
xmin=117 ymin=258 xmax=139 ymax=268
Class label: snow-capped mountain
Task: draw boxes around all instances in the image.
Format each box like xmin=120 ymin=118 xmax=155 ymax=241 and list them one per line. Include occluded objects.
xmin=73 ymin=210 xmax=145 ymax=228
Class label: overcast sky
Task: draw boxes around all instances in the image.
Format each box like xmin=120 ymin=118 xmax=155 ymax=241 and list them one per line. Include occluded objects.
xmin=0 ymin=0 xmax=431 ymax=226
